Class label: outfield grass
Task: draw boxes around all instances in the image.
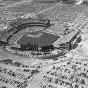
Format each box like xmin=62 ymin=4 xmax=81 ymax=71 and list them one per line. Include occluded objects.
xmin=17 ymin=32 xmax=59 ymax=47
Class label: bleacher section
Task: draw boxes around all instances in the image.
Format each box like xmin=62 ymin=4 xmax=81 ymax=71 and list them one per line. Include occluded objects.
xmin=0 ymin=18 xmax=50 ymax=44
xmin=10 ymin=18 xmax=50 ymax=28
xmin=7 ymin=27 xmax=18 ymax=34
xmin=0 ymin=27 xmax=18 ymax=42
xmin=0 ymin=33 xmax=11 ymax=42
xmin=8 ymin=30 xmax=26 ymax=44
xmin=53 ymin=28 xmax=79 ymax=47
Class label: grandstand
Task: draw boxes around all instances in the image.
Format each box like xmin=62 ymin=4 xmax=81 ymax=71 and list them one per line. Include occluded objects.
xmin=0 ymin=12 xmax=81 ymax=59
xmin=0 ymin=27 xmax=18 ymax=42
xmin=0 ymin=18 xmax=51 ymax=44
xmin=0 ymin=32 xmax=11 ymax=42
xmin=54 ymin=29 xmax=79 ymax=45
xmin=53 ymin=28 xmax=80 ymax=50
xmin=10 ymin=18 xmax=50 ymax=27
xmin=8 ymin=30 xmax=26 ymax=44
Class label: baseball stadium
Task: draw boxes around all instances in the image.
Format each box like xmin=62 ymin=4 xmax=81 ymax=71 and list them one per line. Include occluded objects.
xmin=0 ymin=17 xmax=81 ymax=59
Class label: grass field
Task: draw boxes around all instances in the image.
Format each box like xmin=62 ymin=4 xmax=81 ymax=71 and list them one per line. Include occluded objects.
xmin=17 ymin=32 xmax=59 ymax=47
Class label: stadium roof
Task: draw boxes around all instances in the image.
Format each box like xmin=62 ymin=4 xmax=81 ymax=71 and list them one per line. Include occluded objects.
xmin=53 ymin=28 xmax=79 ymax=46
xmin=45 ymin=23 xmax=68 ymax=35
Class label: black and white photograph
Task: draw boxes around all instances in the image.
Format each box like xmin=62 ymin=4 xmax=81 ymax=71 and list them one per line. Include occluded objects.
xmin=0 ymin=0 xmax=88 ymax=88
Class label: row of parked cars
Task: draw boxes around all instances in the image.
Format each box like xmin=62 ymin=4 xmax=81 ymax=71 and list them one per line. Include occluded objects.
xmin=47 ymin=68 xmax=87 ymax=85
xmin=0 ymin=66 xmax=27 ymax=80
xmin=47 ymin=70 xmax=69 ymax=79
xmin=43 ymin=59 xmax=88 ymax=88
xmin=0 ymin=59 xmax=29 ymax=68
xmin=42 ymin=74 xmax=86 ymax=88
xmin=42 ymin=75 xmax=74 ymax=88
xmin=38 ymin=82 xmax=57 ymax=88
xmin=0 ymin=84 xmax=8 ymax=88
xmin=52 ymin=66 xmax=73 ymax=74
xmin=0 ymin=68 xmax=40 ymax=88
xmin=0 ymin=75 xmax=27 ymax=88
